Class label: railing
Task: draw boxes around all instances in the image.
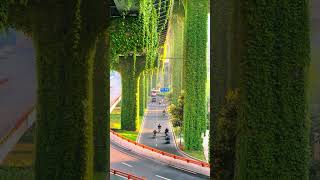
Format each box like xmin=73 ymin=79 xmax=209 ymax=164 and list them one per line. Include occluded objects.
xmin=110 ymin=130 xmax=210 ymax=168
xmin=111 ymin=95 xmax=121 ymax=106
xmin=110 ymin=169 xmax=146 ymax=180
xmin=0 ymin=106 xmax=35 ymax=145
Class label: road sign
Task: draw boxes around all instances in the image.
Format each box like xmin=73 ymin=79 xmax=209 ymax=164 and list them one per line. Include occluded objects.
xmin=160 ymin=87 xmax=170 ymax=92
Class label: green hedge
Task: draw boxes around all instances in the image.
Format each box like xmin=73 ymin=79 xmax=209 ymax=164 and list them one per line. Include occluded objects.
xmin=183 ymin=0 xmax=208 ymax=150
xmin=234 ymin=1 xmax=310 ymax=179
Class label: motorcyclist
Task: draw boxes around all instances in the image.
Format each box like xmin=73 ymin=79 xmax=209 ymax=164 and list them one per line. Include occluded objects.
xmin=153 ymin=129 xmax=157 ymax=138
xmin=165 ymin=128 xmax=169 ymax=135
xmin=165 ymin=134 xmax=170 ymax=144
xmin=158 ymin=124 xmax=162 ymax=132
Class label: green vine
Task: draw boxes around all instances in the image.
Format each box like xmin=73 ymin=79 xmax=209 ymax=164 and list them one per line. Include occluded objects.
xmin=183 ymin=0 xmax=208 ymax=150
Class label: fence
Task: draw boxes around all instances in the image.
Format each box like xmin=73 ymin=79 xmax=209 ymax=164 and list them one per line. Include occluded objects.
xmin=110 ymin=169 xmax=146 ymax=180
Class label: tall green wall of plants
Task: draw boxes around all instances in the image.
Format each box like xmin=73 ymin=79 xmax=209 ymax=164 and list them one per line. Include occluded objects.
xmin=139 ymin=72 xmax=145 ymax=116
xmin=170 ymin=0 xmax=184 ymax=105
xmin=183 ymin=0 xmax=208 ymax=150
xmin=234 ymin=1 xmax=310 ymax=179
xmin=116 ymin=56 xmax=146 ymax=130
xmin=145 ymin=71 xmax=149 ymax=107
xmin=93 ymin=31 xmax=110 ymax=179
xmin=32 ymin=1 xmax=95 ymax=179
xmin=211 ymin=0 xmax=241 ymax=178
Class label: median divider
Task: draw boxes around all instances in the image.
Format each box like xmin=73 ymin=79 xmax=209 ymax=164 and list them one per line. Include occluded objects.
xmin=110 ymin=168 xmax=146 ymax=180
xmin=110 ymin=130 xmax=210 ymax=176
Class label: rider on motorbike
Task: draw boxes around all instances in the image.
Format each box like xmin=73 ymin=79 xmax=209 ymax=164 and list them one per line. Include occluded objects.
xmin=157 ymin=124 xmax=162 ymax=133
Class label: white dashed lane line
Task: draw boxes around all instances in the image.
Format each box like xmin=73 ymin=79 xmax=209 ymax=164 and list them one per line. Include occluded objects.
xmin=156 ymin=175 xmax=172 ymax=180
xmin=121 ymin=162 xmax=133 ymax=167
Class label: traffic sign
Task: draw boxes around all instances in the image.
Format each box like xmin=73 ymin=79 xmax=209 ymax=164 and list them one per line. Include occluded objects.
xmin=160 ymin=87 xmax=170 ymax=92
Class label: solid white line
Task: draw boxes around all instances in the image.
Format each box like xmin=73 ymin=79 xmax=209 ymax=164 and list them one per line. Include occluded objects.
xmin=137 ymin=110 xmax=147 ymax=143
xmin=155 ymin=175 xmax=171 ymax=180
xmin=121 ymin=162 xmax=133 ymax=167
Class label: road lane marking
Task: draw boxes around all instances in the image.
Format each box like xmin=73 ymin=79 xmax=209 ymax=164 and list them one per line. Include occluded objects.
xmin=155 ymin=175 xmax=171 ymax=180
xmin=121 ymin=162 xmax=133 ymax=167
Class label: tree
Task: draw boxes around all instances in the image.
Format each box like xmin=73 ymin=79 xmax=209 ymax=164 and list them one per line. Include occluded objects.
xmin=168 ymin=92 xmax=184 ymax=127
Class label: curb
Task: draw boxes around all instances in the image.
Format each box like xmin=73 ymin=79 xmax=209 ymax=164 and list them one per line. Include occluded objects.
xmin=169 ymin=122 xmax=208 ymax=162
xmin=137 ymin=108 xmax=147 ymax=143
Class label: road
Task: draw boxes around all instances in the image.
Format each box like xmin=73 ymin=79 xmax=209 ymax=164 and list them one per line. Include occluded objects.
xmin=110 ymin=141 xmax=209 ymax=180
xmin=110 ymin=78 xmax=209 ymax=179
xmin=138 ymin=97 xmax=182 ymax=156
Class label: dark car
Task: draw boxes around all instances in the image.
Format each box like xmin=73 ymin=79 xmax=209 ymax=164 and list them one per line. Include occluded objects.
xmin=152 ymin=97 xmax=156 ymax=102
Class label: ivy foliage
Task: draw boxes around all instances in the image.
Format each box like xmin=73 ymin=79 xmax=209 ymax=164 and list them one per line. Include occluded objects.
xmin=212 ymin=89 xmax=239 ymax=180
xmin=116 ymin=55 xmax=146 ymax=131
xmin=183 ymin=0 xmax=208 ymax=150
xmin=0 ymin=0 xmax=9 ymax=31
xmin=234 ymin=0 xmax=310 ymax=179
xmin=168 ymin=91 xmax=184 ymax=127
xmin=93 ymin=31 xmax=110 ymax=178
xmin=6 ymin=0 xmax=109 ymax=179
xmin=139 ymin=72 xmax=145 ymax=116
xmin=109 ymin=16 xmax=144 ymax=64
xmin=170 ymin=0 xmax=184 ymax=105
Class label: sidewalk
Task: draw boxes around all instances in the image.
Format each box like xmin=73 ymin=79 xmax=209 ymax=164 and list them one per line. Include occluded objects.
xmin=138 ymin=96 xmax=182 ymax=156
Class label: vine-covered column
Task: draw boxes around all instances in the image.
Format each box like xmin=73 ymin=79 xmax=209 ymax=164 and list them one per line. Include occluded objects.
xmin=183 ymin=0 xmax=208 ymax=150
xmin=152 ymin=70 xmax=157 ymax=89
xmin=117 ymin=56 xmax=146 ymax=131
xmin=211 ymin=0 xmax=240 ymax=178
xmin=93 ymin=31 xmax=110 ymax=179
xmin=32 ymin=1 xmax=95 ymax=179
xmin=139 ymin=72 xmax=145 ymax=116
xmin=145 ymin=71 xmax=149 ymax=107
xmin=235 ymin=0 xmax=310 ymax=179
xmin=171 ymin=0 xmax=184 ymax=105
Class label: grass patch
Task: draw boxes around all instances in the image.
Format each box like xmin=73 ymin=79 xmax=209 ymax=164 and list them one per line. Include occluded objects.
xmin=183 ymin=149 xmax=206 ymax=161
xmin=110 ymin=101 xmax=145 ymax=142
xmin=0 ymin=125 xmax=35 ymax=179
xmin=110 ymin=107 xmax=121 ymax=129
xmin=2 ymin=125 xmax=35 ymax=167
xmin=113 ymin=130 xmax=138 ymax=141
xmin=0 ymin=167 xmax=34 ymax=180
xmin=172 ymin=126 xmax=206 ymax=161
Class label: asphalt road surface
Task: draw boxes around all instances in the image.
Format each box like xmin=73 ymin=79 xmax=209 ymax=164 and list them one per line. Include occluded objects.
xmin=138 ymin=97 xmax=182 ymax=156
xmin=110 ymin=141 xmax=209 ymax=180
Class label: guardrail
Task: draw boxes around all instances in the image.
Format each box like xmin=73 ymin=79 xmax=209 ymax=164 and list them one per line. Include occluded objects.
xmin=110 ymin=130 xmax=210 ymax=168
xmin=110 ymin=169 xmax=146 ymax=180
xmin=0 ymin=106 xmax=35 ymax=145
